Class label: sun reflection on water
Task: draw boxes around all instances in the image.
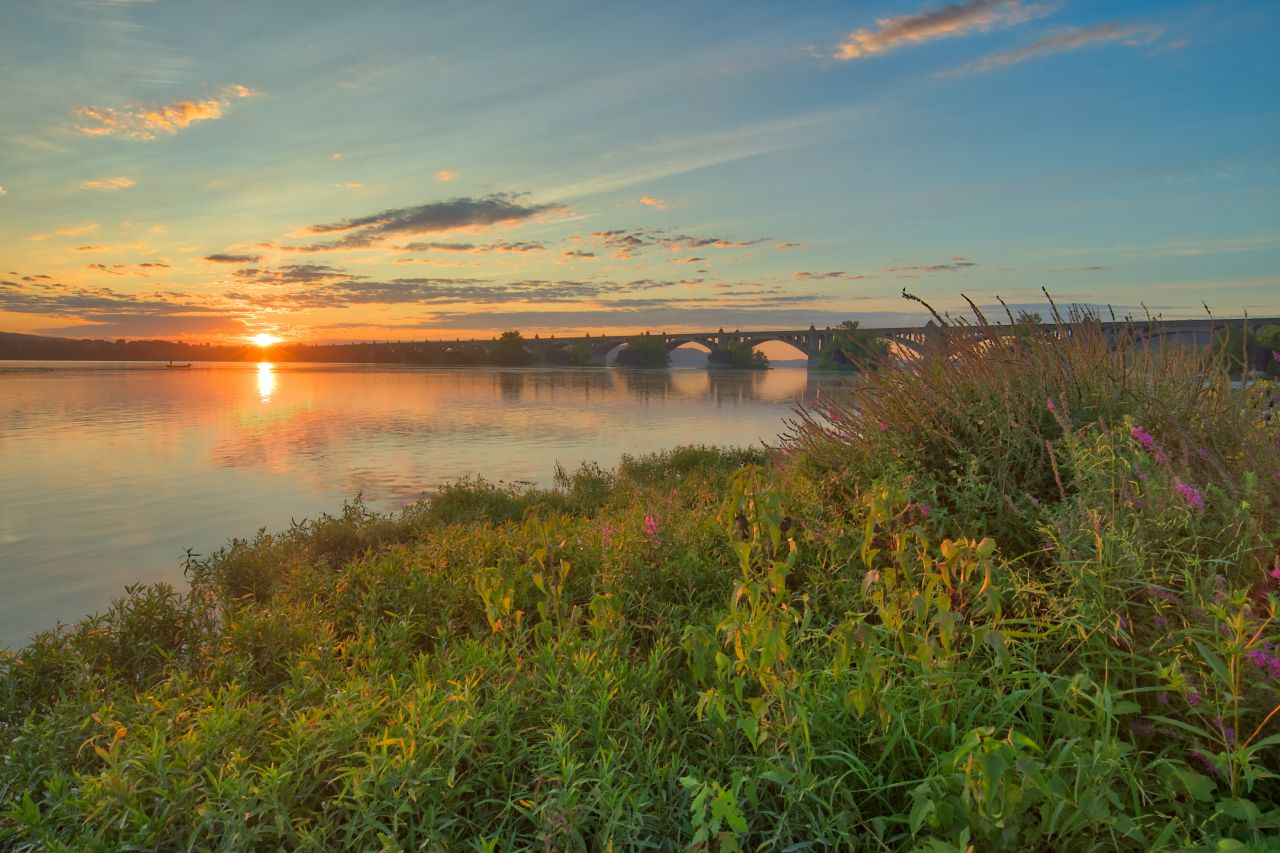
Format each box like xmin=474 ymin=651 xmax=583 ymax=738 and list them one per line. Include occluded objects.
xmin=257 ymin=362 xmax=275 ymax=402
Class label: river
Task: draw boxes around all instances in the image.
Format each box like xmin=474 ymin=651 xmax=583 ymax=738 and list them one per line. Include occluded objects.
xmin=0 ymin=361 xmax=846 ymax=648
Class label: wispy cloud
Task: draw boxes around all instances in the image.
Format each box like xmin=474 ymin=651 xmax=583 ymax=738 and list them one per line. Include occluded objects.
xmin=944 ymin=22 xmax=1164 ymax=75
xmin=29 ymin=223 xmax=100 ymax=241
xmin=231 ymin=264 xmax=360 ymax=286
xmin=794 ymin=271 xmax=871 ymax=280
xmin=880 ymin=257 xmax=977 ymax=277
xmin=0 ymin=186 xmax=6 ymax=196
xmin=832 ymin=0 xmax=1052 ymax=61
xmin=336 ymin=182 xmax=365 ymax=189
xmin=80 ymin=176 xmax=135 ymax=190
xmin=0 ymin=278 xmax=231 ymax=322
xmin=287 ymin=194 xmax=568 ymax=251
xmin=589 ymin=228 xmax=765 ymax=258
xmin=73 ymin=84 xmax=257 ymax=140
xmin=203 ymin=253 xmax=261 ymax=264
xmin=397 ymin=240 xmax=546 ymax=254
xmin=639 ymin=196 xmax=667 ymax=209
xmin=436 ymin=170 xmax=456 ymax=182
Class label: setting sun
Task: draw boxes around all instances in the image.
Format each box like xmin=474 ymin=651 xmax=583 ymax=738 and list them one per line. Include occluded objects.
xmin=250 ymin=333 xmax=281 ymax=347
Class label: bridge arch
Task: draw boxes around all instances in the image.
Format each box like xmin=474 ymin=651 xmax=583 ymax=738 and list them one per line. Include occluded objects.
xmin=749 ymin=338 xmax=810 ymax=363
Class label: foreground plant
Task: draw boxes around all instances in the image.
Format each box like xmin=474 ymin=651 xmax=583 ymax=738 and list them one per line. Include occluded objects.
xmin=2 ymin=303 xmax=1278 ymax=850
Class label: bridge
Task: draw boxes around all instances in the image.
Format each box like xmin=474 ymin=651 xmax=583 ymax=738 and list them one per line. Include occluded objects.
xmin=440 ymin=316 xmax=1279 ymax=369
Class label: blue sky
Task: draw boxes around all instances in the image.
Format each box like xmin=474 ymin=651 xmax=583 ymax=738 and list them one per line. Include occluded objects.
xmin=1 ymin=0 xmax=1276 ymax=342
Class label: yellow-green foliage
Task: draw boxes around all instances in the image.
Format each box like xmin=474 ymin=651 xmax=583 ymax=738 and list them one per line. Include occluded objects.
xmin=2 ymin=317 xmax=1279 ymax=850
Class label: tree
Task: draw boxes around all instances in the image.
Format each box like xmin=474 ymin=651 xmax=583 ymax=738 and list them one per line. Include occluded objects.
xmin=489 ymin=330 xmax=536 ymax=366
xmin=815 ymin=320 xmax=890 ymax=370
xmin=615 ymin=334 xmax=670 ymax=368
xmin=707 ymin=340 xmax=768 ymax=370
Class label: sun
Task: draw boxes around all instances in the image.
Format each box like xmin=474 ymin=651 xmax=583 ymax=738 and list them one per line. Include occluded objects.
xmin=250 ymin=333 xmax=282 ymax=347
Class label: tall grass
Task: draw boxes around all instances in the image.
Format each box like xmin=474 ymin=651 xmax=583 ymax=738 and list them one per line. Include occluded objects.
xmin=1 ymin=309 xmax=1277 ymax=850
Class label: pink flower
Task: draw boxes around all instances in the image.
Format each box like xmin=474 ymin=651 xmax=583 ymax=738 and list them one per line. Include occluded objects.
xmin=1045 ymin=398 xmax=1055 ymax=411
xmin=1175 ymin=481 xmax=1205 ymax=509
xmin=644 ymin=515 xmax=658 ymax=536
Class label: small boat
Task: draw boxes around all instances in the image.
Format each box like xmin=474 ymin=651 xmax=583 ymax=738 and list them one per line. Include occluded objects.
xmin=165 ymin=360 xmax=193 ymax=369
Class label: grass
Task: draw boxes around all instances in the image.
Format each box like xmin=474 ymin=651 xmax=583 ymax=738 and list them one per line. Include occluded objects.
xmin=1 ymin=311 xmax=1278 ymax=851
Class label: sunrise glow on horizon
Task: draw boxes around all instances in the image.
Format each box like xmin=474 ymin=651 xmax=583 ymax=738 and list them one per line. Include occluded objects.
xmin=1 ymin=0 xmax=1277 ymax=344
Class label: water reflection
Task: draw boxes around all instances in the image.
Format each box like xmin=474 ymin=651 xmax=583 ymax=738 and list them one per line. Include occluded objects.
xmin=0 ymin=362 xmax=849 ymax=649
xmin=257 ymin=362 xmax=275 ymax=402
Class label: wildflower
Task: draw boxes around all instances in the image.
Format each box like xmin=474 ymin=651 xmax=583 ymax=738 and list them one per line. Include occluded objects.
xmin=1045 ymin=398 xmax=1055 ymax=411
xmin=1175 ymin=481 xmax=1205 ymax=509
xmin=1269 ymin=566 xmax=1280 ymax=583
xmin=1129 ymin=718 xmax=1154 ymax=737
xmin=877 ymin=421 xmax=888 ymax=431
xmin=1189 ymin=751 xmax=1218 ymax=775
xmin=644 ymin=515 xmax=658 ymax=537
xmin=1215 ymin=718 xmax=1236 ymax=749
xmin=1246 ymin=646 xmax=1280 ymax=680
xmin=1131 ymin=425 xmax=1156 ymax=449
xmin=1186 ymin=689 xmax=1201 ymax=707
xmin=600 ymin=523 xmax=618 ymax=545
xmin=917 ymin=502 xmax=931 ymax=517
xmin=1157 ymin=691 xmax=1169 ymax=706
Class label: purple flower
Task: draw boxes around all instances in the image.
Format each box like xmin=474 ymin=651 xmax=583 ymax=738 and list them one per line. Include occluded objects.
xmin=644 ymin=515 xmax=658 ymax=537
xmin=917 ymin=502 xmax=931 ymax=518
xmin=1246 ymin=647 xmax=1280 ymax=680
xmin=1215 ymin=718 xmax=1236 ymax=749
xmin=600 ymin=523 xmax=618 ymax=545
xmin=1189 ymin=750 xmax=1218 ymax=774
xmin=1131 ymin=425 xmax=1156 ymax=449
xmin=1175 ymin=481 xmax=1205 ymax=509
xmin=1157 ymin=691 xmax=1169 ymax=706
xmin=1272 ymin=350 xmax=1280 ymax=362
xmin=1130 ymin=718 xmax=1154 ymax=737
xmin=1187 ymin=689 xmax=1202 ymax=707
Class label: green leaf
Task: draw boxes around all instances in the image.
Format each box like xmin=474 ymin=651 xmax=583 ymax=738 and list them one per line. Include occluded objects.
xmin=1194 ymin=641 xmax=1232 ymax=690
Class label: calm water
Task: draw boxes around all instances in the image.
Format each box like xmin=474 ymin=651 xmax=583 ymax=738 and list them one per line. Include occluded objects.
xmin=1 ymin=361 xmax=844 ymax=648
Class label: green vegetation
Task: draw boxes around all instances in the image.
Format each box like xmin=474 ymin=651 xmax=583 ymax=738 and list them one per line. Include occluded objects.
xmin=614 ymin=334 xmax=671 ymax=368
xmin=487 ymin=330 xmax=537 ymax=367
xmin=708 ymin=341 xmax=769 ymax=370
xmin=3 ymin=311 xmax=1279 ymax=850
xmin=814 ymin=320 xmax=892 ymax=370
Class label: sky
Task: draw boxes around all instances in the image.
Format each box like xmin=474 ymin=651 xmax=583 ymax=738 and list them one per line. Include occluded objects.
xmin=1 ymin=0 xmax=1277 ymax=344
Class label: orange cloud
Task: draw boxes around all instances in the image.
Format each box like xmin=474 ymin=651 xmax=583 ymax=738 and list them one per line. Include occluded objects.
xmin=28 ymin=223 xmax=99 ymax=241
xmin=639 ymin=196 xmax=668 ymax=209
xmin=73 ymin=84 xmax=258 ymax=140
xmin=436 ymin=170 xmax=456 ymax=182
xmin=80 ymin=176 xmax=135 ymax=190
xmin=833 ymin=0 xmax=1050 ymax=60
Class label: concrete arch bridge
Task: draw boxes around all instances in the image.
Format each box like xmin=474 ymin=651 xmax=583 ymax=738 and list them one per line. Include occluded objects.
xmin=444 ymin=317 xmax=1278 ymax=369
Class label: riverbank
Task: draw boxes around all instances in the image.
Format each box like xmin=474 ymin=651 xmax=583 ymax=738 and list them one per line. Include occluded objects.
xmin=2 ymin=317 xmax=1277 ymax=849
